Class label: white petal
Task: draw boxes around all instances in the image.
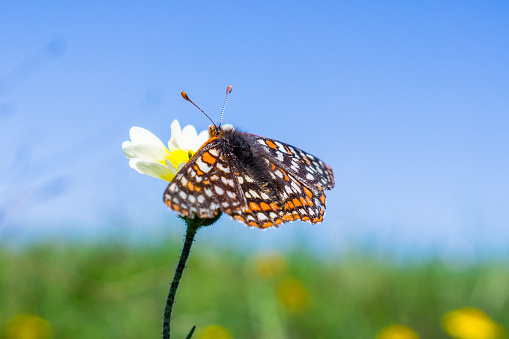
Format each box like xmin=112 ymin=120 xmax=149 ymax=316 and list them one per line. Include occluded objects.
xmin=123 ymin=143 xmax=170 ymax=162
xmin=168 ymin=120 xmax=182 ymax=151
xmin=133 ymin=160 xmax=174 ymax=181
xmin=129 ymin=127 xmax=167 ymax=149
xmin=122 ymin=141 xmax=136 ymax=158
xmin=194 ymin=130 xmax=210 ymax=150
xmin=128 ymin=159 xmax=144 ymax=173
xmin=165 ymin=159 xmax=179 ymax=175
xmin=180 ymin=125 xmax=199 ymax=150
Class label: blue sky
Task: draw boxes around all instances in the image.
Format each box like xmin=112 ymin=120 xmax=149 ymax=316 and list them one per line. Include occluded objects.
xmin=1 ymin=1 xmax=508 ymax=260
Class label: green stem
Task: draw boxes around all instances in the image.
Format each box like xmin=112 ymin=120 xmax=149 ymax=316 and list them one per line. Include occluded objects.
xmin=162 ymin=220 xmax=200 ymax=339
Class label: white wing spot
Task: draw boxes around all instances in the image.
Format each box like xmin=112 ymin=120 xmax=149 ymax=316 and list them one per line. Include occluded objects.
xmin=181 ymin=177 xmax=188 ymax=186
xmin=210 ymin=174 xmax=219 ymax=181
xmin=217 ymin=162 xmax=230 ymax=173
xmin=237 ymin=176 xmax=244 ymax=184
xmin=188 ymin=195 xmax=196 ymax=203
xmin=249 ymin=190 xmax=261 ymax=199
xmin=291 ymin=181 xmax=300 ymax=191
xmin=196 ymin=157 xmax=212 ymax=173
xmin=227 ymin=191 xmax=236 ymax=199
xmin=275 ymin=141 xmax=286 ymax=152
xmin=257 ymin=213 xmax=268 ymax=221
xmin=244 ymin=175 xmax=254 ymax=183
xmin=276 ymin=151 xmax=284 ymax=161
xmin=209 ymin=148 xmax=219 ymax=156
xmin=260 ymin=192 xmax=270 ymax=200
xmin=205 ymin=188 xmax=213 ymax=197
xmin=179 ymin=191 xmax=187 ymax=200
xmin=215 ymin=186 xmax=224 ymax=195
xmin=197 ymin=195 xmax=205 ymax=203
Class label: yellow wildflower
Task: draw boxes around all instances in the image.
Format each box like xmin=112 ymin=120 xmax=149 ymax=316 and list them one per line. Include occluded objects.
xmin=4 ymin=314 xmax=51 ymax=339
xmin=197 ymin=325 xmax=232 ymax=339
xmin=276 ymin=277 xmax=311 ymax=314
xmin=442 ymin=307 xmax=506 ymax=339
xmin=376 ymin=324 xmax=420 ymax=339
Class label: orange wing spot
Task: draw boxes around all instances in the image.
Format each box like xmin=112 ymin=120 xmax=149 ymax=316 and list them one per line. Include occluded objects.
xmin=187 ymin=182 xmax=195 ymax=191
xmin=320 ymin=194 xmax=326 ymax=205
xmin=270 ymin=163 xmax=276 ymax=170
xmin=203 ymin=180 xmax=210 ymax=185
xmin=194 ymin=165 xmax=204 ymax=176
xmin=260 ymin=202 xmax=271 ymax=211
xmin=202 ymin=151 xmax=217 ymax=165
xmin=302 ymin=216 xmax=310 ymax=222
xmin=242 ymin=206 xmax=253 ymax=213
xmin=282 ymin=214 xmax=293 ymax=221
xmin=284 ymin=145 xmax=293 ymax=155
xmin=270 ymin=202 xmax=279 ymax=211
xmin=293 ymin=198 xmax=302 ymax=207
xmin=300 ymin=197 xmax=308 ymax=206
xmin=194 ymin=185 xmax=202 ymax=192
xmin=172 ymin=204 xmax=180 ymax=212
xmin=225 ymin=208 xmax=232 ymax=214
xmin=306 ymin=196 xmax=314 ymax=206
xmin=261 ymin=222 xmax=274 ymax=228
xmin=165 ymin=200 xmax=172 ymax=207
xmin=285 ymin=201 xmax=295 ymax=210
xmin=312 ymin=217 xmax=321 ymax=223
xmin=320 ymin=208 xmax=325 ymax=215
xmin=303 ymin=187 xmax=313 ymax=198
xmin=275 ymin=219 xmax=283 ymax=225
xmin=249 ymin=202 xmax=261 ymax=211
xmin=292 ymin=213 xmax=301 ymax=220
xmin=248 ymin=221 xmax=258 ymax=227
xmin=234 ymin=215 xmax=246 ymax=223
xmin=265 ymin=140 xmax=278 ymax=149
xmin=280 ymin=168 xmax=290 ymax=181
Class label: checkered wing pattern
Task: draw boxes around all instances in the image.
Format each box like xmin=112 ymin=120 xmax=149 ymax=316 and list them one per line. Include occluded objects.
xmin=163 ymin=128 xmax=334 ymax=228
xmin=243 ymin=133 xmax=335 ymax=191
xmin=164 ymin=139 xmax=243 ymax=220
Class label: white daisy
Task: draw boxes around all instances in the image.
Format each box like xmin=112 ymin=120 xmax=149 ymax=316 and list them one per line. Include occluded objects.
xmin=122 ymin=120 xmax=209 ymax=182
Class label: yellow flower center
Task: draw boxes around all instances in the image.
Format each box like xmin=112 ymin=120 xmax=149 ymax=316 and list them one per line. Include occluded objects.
xmin=165 ymin=149 xmax=194 ymax=170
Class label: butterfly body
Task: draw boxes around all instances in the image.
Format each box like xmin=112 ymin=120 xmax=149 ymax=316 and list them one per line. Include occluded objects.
xmin=164 ymin=124 xmax=334 ymax=228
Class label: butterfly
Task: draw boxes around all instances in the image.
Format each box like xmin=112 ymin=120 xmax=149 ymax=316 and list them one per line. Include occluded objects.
xmin=163 ymin=86 xmax=334 ymax=228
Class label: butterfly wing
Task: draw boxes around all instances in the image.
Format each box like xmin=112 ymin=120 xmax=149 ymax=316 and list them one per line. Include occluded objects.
xmin=163 ymin=138 xmax=244 ymax=219
xmin=242 ymin=133 xmax=335 ymax=191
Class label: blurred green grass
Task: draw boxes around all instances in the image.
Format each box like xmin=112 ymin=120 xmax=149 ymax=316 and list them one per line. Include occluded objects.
xmin=1 ymin=239 xmax=508 ymax=339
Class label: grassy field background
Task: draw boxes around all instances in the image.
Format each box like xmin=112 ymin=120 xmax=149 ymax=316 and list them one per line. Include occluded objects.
xmin=1 ymin=237 xmax=508 ymax=339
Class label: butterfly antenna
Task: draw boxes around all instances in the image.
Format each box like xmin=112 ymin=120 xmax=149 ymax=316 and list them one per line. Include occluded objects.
xmin=181 ymin=91 xmax=216 ymax=127
xmin=219 ymin=85 xmax=233 ymax=127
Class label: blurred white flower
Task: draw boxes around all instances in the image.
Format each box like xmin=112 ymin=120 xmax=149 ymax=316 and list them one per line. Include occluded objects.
xmin=122 ymin=120 xmax=209 ymax=182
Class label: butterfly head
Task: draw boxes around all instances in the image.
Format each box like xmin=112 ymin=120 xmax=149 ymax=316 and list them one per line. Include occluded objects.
xmin=209 ymin=123 xmax=234 ymax=138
